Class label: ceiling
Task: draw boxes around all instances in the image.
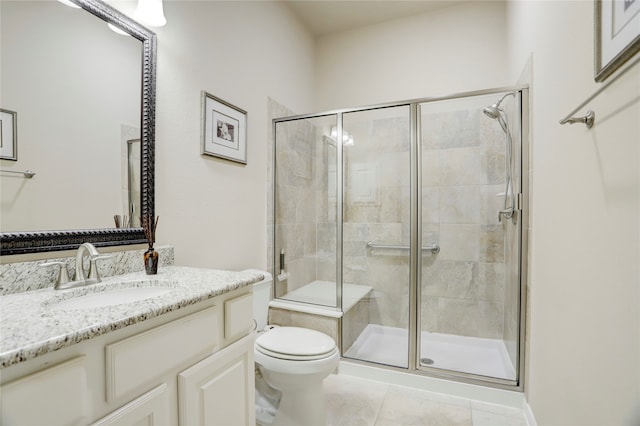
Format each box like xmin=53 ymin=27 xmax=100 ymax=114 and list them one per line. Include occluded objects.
xmin=284 ymin=0 xmax=465 ymax=37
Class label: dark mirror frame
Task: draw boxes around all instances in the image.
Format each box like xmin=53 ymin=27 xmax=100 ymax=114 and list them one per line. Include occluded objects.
xmin=0 ymin=0 xmax=156 ymax=255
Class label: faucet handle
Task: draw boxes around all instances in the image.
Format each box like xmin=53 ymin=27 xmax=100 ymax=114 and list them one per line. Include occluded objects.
xmin=40 ymin=262 xmax=71 ymax=288
xmin=87 ymin=254 xmax=113 ymax=282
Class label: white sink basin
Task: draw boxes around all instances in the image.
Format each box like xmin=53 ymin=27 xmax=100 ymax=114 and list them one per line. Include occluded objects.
xmin=48 ymin=286 xmax=175 ymax=310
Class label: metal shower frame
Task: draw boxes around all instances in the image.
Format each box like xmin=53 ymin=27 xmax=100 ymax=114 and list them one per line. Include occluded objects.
xmin=272 ymin=85 xmax=530 ymax=391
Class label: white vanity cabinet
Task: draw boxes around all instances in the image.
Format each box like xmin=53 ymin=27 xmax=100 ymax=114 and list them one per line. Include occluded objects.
xmin=178 ymin=333 xmax=255 ymax=425
xmin=0 ymin=287 xmax=255 ymax=426
xmin=178 ymin=293 xmax=255 ymax=426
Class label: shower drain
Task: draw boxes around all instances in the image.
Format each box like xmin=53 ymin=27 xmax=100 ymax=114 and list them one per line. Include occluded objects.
xmin=420 ymin=357 xmax=435 ymax=366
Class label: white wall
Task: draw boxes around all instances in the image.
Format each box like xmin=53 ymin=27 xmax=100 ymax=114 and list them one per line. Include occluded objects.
xmin=151 ymin=1 xmax=315 ymax=270
xmin=314 ymin=1 xmax=509 ymax=111
xmin=508 ymin=1 xmax=640 ymax=424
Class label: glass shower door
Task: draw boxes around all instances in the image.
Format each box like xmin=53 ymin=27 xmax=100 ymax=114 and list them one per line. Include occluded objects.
xmin=340 ymin=105 xmax=412 ymax=368
xmin=417 ymin=92 xmax=522 ymax=382
xmin=273 ymin=114 xmax=339 ymax=309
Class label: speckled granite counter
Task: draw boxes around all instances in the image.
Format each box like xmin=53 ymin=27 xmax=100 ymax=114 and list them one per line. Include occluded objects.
xmin=0 ymin=266 xmax=264 ymax=368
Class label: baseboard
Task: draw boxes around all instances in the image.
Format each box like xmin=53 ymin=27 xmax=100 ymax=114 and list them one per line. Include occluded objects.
xmin=523 ymin=399 xmax=537 ymax=426
xmin=338 ymin=360 xmax=525 ymax=409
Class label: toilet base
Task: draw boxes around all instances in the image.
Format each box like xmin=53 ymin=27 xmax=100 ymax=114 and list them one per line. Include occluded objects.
xmin=254 ymin=327 xmax=340 ymax=426
xmin=272 ymin=380 xmax=327 ymax=426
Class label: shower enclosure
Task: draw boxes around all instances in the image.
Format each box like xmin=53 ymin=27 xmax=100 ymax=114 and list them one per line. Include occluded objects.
xmin=272 ymin=87 xmax=528 ymax=388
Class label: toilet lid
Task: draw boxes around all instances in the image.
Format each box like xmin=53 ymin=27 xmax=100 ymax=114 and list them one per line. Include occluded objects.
xmin=255 ymin=327 xmax=336 ymax=359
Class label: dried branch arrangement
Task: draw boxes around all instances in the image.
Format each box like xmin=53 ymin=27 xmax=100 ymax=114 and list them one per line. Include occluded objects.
xmin=141 ymin=214 xmax=159 ymax=248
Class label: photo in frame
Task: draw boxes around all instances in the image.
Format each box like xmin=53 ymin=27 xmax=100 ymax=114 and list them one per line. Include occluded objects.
xmin=0 ymin=109 xmax=17 ymax=161
xmin=595 ymin=0 xmax=640 ymax=81
xmin=201 ymin=91 xmax=247 ymax=164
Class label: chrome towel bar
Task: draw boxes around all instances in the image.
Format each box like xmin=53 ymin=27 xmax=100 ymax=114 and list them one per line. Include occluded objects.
xmin=0 ymin=169 xmax=36 ymax=178
xmin=559 ymin=110 xmax=595 ymax=129
xmin=366 ymin=241 xmax=440 ymax=254
xmin=559 ymin=53 xmax=640 ymax=129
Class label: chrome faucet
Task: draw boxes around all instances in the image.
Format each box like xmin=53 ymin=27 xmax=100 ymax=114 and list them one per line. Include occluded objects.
xmin=41 ymin=242 xmax=111 ymax=290
xmin=75 ymin=242 xmax=102 ymax=284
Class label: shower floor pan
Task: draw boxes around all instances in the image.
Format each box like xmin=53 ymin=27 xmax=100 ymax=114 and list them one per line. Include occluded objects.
xmin=344 ymin=324 xmax=516 ymax=380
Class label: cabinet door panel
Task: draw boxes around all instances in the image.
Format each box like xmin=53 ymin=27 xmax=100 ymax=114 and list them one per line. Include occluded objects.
xmin=224 ymin=293 xmax=253 ymax=342
xmin=178 ymin=334 xmax=255 ymax=426
xmin=106 ymin=306 xmax=218 ymax=402
xmin=92 ymin=384 xmax=169 ymax=426
xmin=1 ymin=356 xmax=88 ymax=426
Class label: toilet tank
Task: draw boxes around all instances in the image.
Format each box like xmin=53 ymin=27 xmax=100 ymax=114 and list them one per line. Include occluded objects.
xmin=244 ymin=270 xmax=273 ymax=331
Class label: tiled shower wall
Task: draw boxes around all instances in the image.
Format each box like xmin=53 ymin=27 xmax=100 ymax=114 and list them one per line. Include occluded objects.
xmin=340 ymin=107 xmax=412 ymax=330
xmin=420 ymin=105 xmax=510 ymax=340
xmin=337 ymin=103 xmax=513 ymax=341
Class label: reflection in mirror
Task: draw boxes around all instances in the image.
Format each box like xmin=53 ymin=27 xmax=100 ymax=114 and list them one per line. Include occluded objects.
xmin=0 ymin=0 xmax=156 ymax=255
xmin=127 ymin=139 xmax=141 ymax=228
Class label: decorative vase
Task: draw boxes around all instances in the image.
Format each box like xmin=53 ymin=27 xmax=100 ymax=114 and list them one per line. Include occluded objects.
xmin=144 ymin=247 xmax=159 ymax=275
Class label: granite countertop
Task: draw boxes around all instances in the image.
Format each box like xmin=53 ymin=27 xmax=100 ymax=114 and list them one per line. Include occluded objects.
xmin=0 ymin=266 xmax=264 ymax=368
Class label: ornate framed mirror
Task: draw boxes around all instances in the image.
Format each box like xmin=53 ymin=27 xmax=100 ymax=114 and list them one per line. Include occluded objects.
xmin=0 ymin=0 xmax=156 ymax=255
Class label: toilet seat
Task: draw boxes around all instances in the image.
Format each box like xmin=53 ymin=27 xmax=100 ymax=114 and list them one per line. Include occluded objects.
xmin=256 ymin=345 xmax=338 ymax=361
xmin=255 ymin=326 xmax=337 ymax=361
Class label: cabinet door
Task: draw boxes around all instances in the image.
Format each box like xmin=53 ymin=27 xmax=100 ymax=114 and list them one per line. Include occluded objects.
xmin=1 ymin=356 xmax=88 ymax=426
xmin=92 ymin=384 xmax=170 ymax=426
xmin=178 ymin=334 xmax=255 ymax=426
xmin=106 ymin=306 xmax=218 ymax=403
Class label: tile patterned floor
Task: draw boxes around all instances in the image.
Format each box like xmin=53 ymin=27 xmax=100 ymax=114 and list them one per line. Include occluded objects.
xmin=323 ymin=374 xmax=528 ymax=426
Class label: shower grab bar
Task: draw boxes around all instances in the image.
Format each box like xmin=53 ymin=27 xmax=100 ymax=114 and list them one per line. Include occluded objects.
xmin=366 ymin=241 xmax=440 ymax=254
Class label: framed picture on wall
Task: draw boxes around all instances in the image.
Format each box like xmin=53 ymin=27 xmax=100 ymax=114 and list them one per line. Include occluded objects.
xmin=0 ymin=109 xmax=17 ymax=161
xmin=595 ymin=0 xmax=640 ymax=82
xmin=201 ymin=91 xmax=247 ymax=164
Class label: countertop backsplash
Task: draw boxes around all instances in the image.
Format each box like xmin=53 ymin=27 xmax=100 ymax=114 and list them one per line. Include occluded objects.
xmin=0 ymin=245 xmax=174 ymax=295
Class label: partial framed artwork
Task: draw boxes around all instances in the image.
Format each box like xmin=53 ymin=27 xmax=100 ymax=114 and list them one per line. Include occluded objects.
xmin=201 ymin=91 xmax=247 ymax=164
xmin=0 ymin=109 xmax=17 ymax=161
xmin=595 ymin=0 xmax=640 ymax=82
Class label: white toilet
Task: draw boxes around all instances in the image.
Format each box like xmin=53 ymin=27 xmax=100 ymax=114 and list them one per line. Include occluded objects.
xmin=251 ymin=271 xmax=340 ymax=426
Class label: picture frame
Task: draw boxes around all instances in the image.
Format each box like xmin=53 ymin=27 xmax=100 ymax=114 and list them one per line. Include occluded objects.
xmin=0 ymin=109 xmax=17 ymax=161
xmin=595 ymin=0 xmax=640 ymax=82
xmin=201 ymin=91 xmax=247 ymax=164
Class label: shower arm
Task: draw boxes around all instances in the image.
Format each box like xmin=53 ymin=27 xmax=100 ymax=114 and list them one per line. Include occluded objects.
xmin=494 ymin=92 xmax=516 ymax=111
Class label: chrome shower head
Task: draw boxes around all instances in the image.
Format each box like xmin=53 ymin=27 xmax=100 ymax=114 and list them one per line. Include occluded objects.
xmin=483 ymin=104 xmax=500 ymax=119
xmin=483 ymin=91 xmax=516 ymax=120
